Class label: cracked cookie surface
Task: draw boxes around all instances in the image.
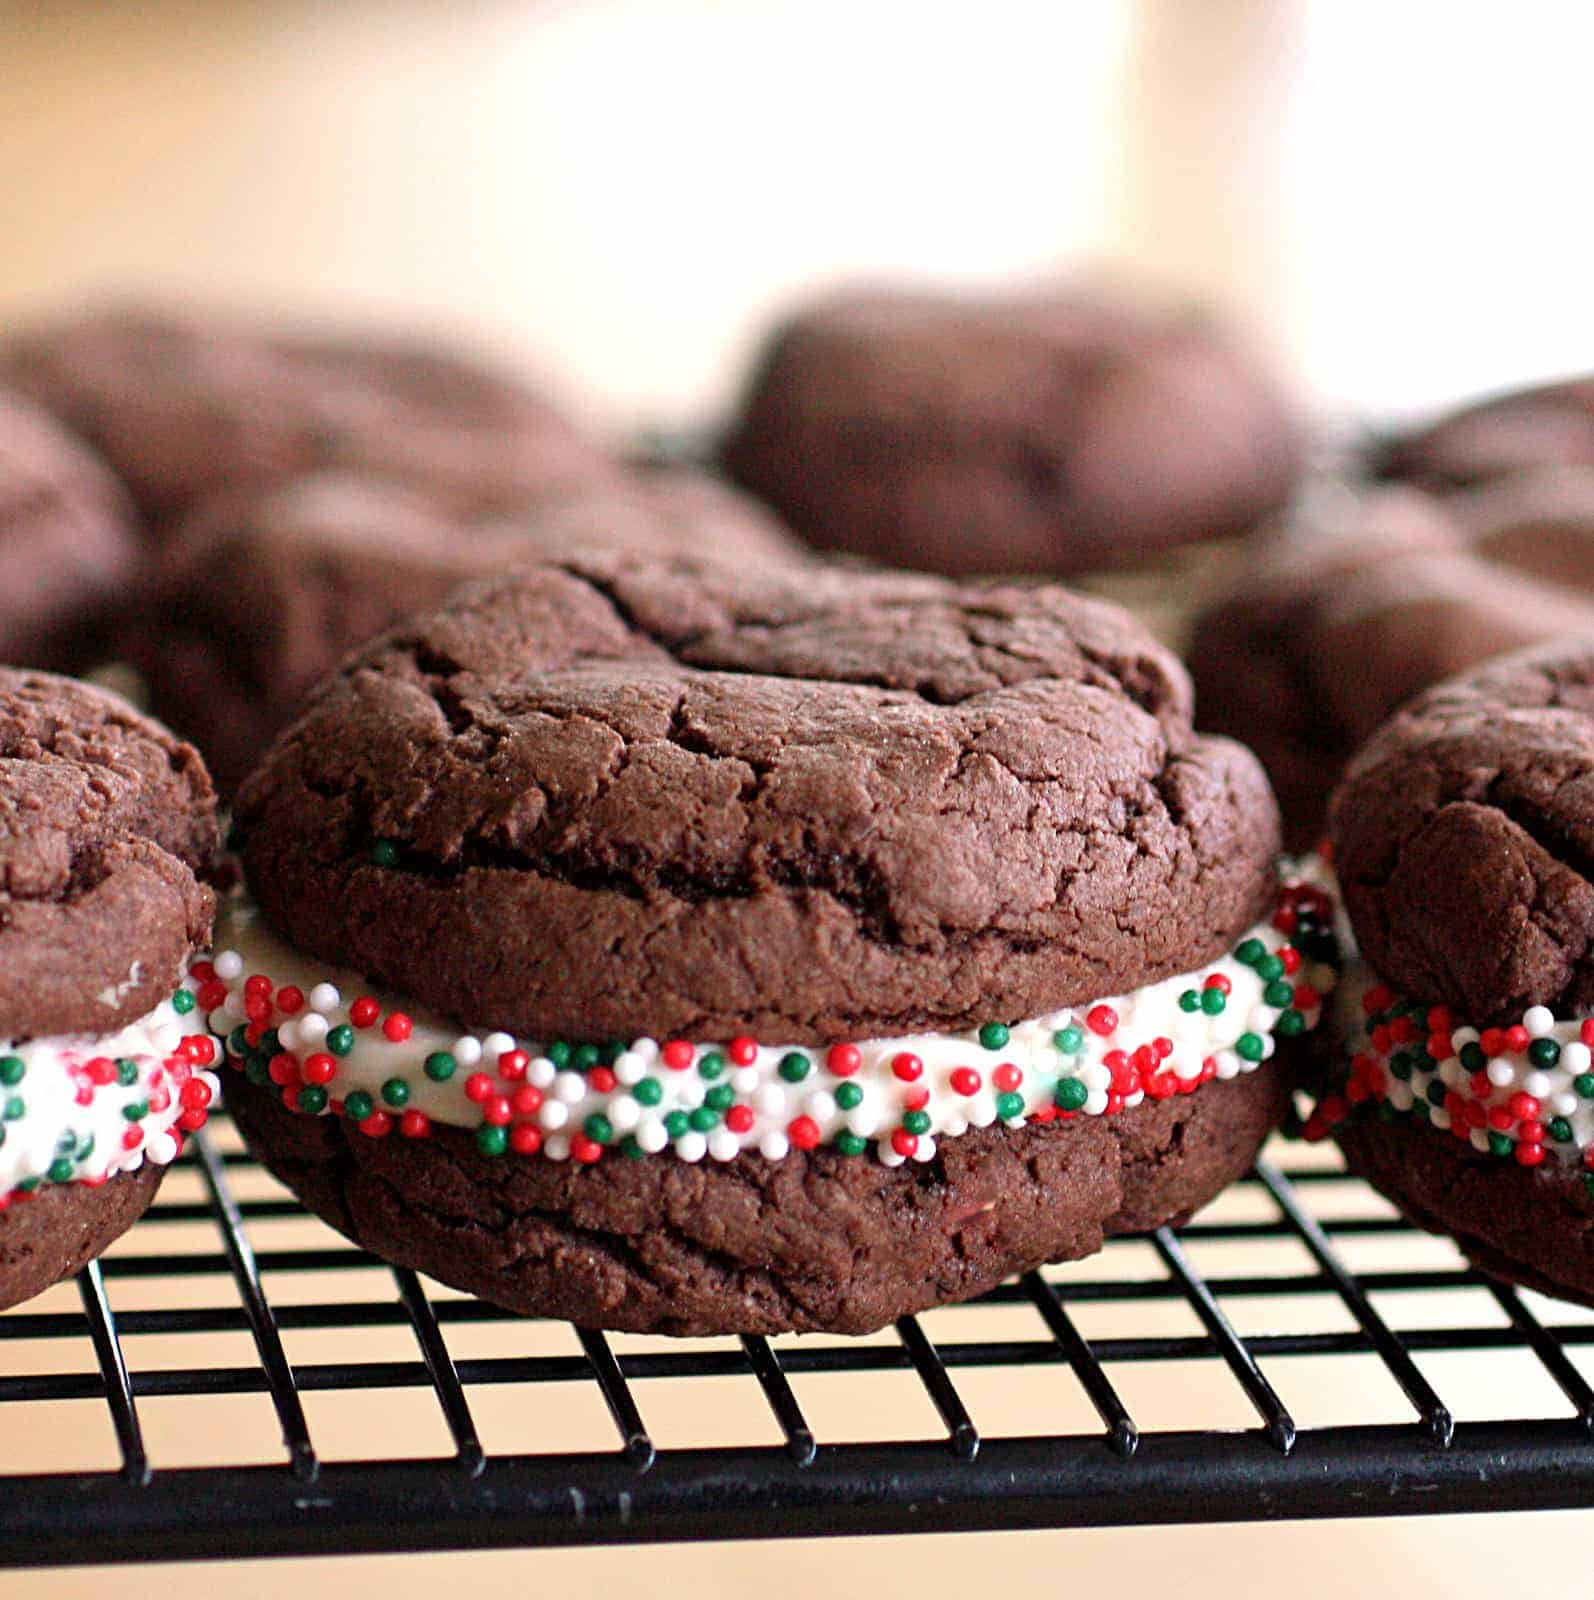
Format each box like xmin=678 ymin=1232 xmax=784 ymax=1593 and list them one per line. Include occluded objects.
xmin=1333 ymin=640 xmax=1594 ymax=1025
xmin=227 ymin=1058 xmax=1289 ymax=1334
xmin=0 ymin=668 xmax=218 ymax=1037
xmin=232 ymin=553 xmax=1278 ymax=1043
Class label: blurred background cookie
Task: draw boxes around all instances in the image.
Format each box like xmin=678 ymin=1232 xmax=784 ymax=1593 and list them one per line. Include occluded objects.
xmin=0 ymin=303 xmax=618 ymax=536
xmin=0 ymin=387 xmax=137 ymax=670
xmin=1189 ymin=481 xmax=1594 ymax=851
xmin=130 ymin=468 xmax=806 ymax=793
xmin=720 ymin=284 xmax=1305 ymax=578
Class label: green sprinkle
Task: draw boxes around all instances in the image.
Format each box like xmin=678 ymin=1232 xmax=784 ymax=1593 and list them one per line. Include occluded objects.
xmin=1264 ymin=980 xmax=1295 ymax=1009
xmin=1412 ymin=1099 xmax=1432 ymax=1123
xmin=547 ymin=1041 xmax=572 ymax=1069
xmin=1551 ymin=1116 xmax=1575 ymax=1143
xmin=1530 ymin=1037 xmax=1562 ymax=1069
xmin=228 ymin=1025 xmax=251 ymax=1058
xmin=902 ymin=1109 xmax=932 ymax=1135
xmin=344 ymin=1090 xmax=374 ymax=1122
xmin=1256 ymin=954 xmax=1285 ymax=982
xmin=1276 ymin=1009 xmax=1307 ymax=1038
xmin=381 ymin=1077 xmax=410 ymax=1108
xmin=705 ymin=1083 xmax=735 ymax=1112
xmin=476 ymin=1124 xmax=508 ymax=1156
xmin=55 ymin=1130 xmax=76 ymax=1156
xmin=1488 ymin=1131 xmax=1515 ymax=1158
xmin=327 ymin=1025 xmax=356 ymax=1057
xmin=585 ymin=1113 xmax=614 ymax=1144
xmin=1201 ymin=988 xmax=1229 ymax=1017
xmin=1235 ymin=1033 xmax=1265 ymax=1063
xmin=664 ymin=1110 xmax=690 ymax=1140
xmin=835 ymin=1132 xmax=868 ymax=1157
xmin=1235 ymin=938 xmax=1266 ymax=967
xmin=995 ymin=1091 xmax=1025 ymax=1121
xmin=573 ymin=1043 xmax=601 ymax=1071
xmin=1178 ymin=990 xmax=1201 ymax=1014
xmin=778 ymin=1052 xmax=811 ymax=1083
xmin=601 ymin=1041 xmax=626 ymax=1066
xmin=1055 ymin=1078 xmax=1089 ymax=1112
xmin=117 ymin=1059 xmax=139 ymax=1087
xmin=1577 ymin=1073 xmax=1594 ymax=1100
xmin=171 ymin=989 xmax=196 ymax=1016
xmin=835 ymin=1081 xmax=864 ymax=1111
xmin=424 ymin=1051 xmax=457 ymax=1082
xmin=122 ymin=1100 xmax=148 ymax=1122
xmin=47 ymin=1157 xmax=74 ymax=1185
xmin=298 ymin=1085 xmax=329 ymax=1115
xmin=1055 ymin=1025 xmax=1085 ymax=1053
xmin=634 ymin=1077 xmax=664 ymax=1108
xmin=1460 ymin=1042 xmax=1487 ymax=1073
xmin=1427 ymin=1078 xmax=1448 ymax=1108
xmin=697 ymin=1051 xmax=726 ymax=1081
xmin=0 ymin=1057 xmax=22 ymax=1087
xmin=622 ymin=1135 xmax=647 ymax=1160
xmin=244 ymin=1055 xmax=272 ymax=1087
xmin=978 ymin=1022 xmax=1010 ymax=1051
xmin=1388 ymin=1052 xmax=1414 ymax=1082
xmin=15 ymin=1178 xmax=36 ymax=1194
xmin=0 ymin=1125 xmax=6 ymax=1147
xmin=688 ymin=1106 xmax=718 ymax=1133
xmin=369 ymin=839 xmax=400 ymax=868
xmin=258 ymin=1029 xmax=280 ymax=1057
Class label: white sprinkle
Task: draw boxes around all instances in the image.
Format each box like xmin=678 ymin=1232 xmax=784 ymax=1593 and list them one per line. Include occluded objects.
xmin=453 ymin=1036 xmax=483 ymax=1068
xmin=759 ymin=1131 xmax=790 ymax=1161
xmin=1486 ymin=1059 xmax=1515 ymax=1088
xmin=613 ymin=1052 xmax=646 ymax=1086
xmin=846 ymin=1106 xmax=880 ymax=1139
xmin=214 ymin=951 xmax=244 ymax=981
xmin=1388 ymin=1082 xmax=1414 ymax=1111
xmin=708 ymin=1128 xmax=740 ymax=1162
xmin=1452 ymin=1026 xmax=1480 ymax=1048
xmin=1430 ymin=1107 xmax=1452 ymax=1131
xmin=1565 ymin=1042 xmax=1593 ymax=1075
xmin=544 ymin=1134 xmax=571 ymax=1162
xmin=1553 ymin=1090 xmax=1580 ymax=1118
xmin=1214 ymin=1051 xmax=1239 ymax=1081
xmin=944 ymin=1115 xmax=969 ymax=1138
xmin=637 ymin=1118 xmax=669 ymax=1154
xmin=529 ymin=1056 xmax=557 ymax=1088
xmin=1469 ymin=1127 xmax=1491 ymax=1153
xmin=1525 ymin=1006 xmax=1556 ymax=1037
xmin=877 ymin=1141 xmax=905 ymax=1168
xmin=732 ymin=1067 xmax=761 ymax=1095
xmin=675 ymin=1131 xmax=707 ymax=1164
xmin=755 ymin=1083 xmax=786 ymax=1117
xmin=912 ymin=1136 xmax=937 ymax=1163
xmin=805 ymin=1090 xmax=836 ymax=1122
xmin=483 ymin=1031 xmax=515 ymax=1059
xmin=607 ymin=1095 xmax=641 ymax=1134
xmin=968 ymin=1094 xmax=998 ymax=1128
xmin=1523 ymin=1070 xmax=1553 ymax=1099
xmin=1081 ymin=1063 xmax=1111 ymax=1092
xmin=554 ymin=1071 xmax=585 ymax=1104
xmin=146 ymin=1130 xmax=178 ymax=1165
xmin=1249 ymin=1005 xmax=1279 ymax=1034
xmin=1084 ymin=1090 xmax=1109 ymax=1115
xmin=297 ymin=1012 xmax=329 ymax=1045
xmin=631 ymin=1037 xmax=660 ymax=1063
xmin=539 ymin=1100 xmax=570 ymax=1131
xmin=309 ymin=982 xmax=340 ymax=1012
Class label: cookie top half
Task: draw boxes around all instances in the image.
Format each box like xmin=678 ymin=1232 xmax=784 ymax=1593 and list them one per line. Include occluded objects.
xmin=0 ymin=670 xmax=218 ymax=1040
xmin=233 ymin=555 xmax=1279 ymax=1044
xmin=1333 ymin=638 xmax=1594 ymax=1024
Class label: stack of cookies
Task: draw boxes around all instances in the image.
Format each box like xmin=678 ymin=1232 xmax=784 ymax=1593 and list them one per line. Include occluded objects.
xmin=1 ymin=285 xmax=1589 ymax=1328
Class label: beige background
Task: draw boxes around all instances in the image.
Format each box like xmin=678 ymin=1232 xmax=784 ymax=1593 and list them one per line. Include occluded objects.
xmin=5 ymin=1 xmax=1594 ymax=1591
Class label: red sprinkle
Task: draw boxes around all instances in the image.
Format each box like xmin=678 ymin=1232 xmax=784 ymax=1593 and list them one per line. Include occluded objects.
xmin=725 ymin=1105 xmax=755 ymax=1134
xmin=890 ymin=1128 xmax=919 ymax=1159
xmin=1086 ymin=1005 xmax=1118 ymax=1037
xmin=661 ymin=1040 xmax=695 ymax=1071
xmin=399 ymin=1109 xmax=431 ymax=1139
xmin=788 ymin=1115 xmax=821 ymax=1151
xmin=463 ymin=1072 xmax=494 ymax=1103
xmin=350 ymin=997 xmax=381 ymax=1029
xmin=1204 ymin=974 xmax=1232 ymax=995
xmin=1508 ymin=1092 xmax=1541 ymax=1122
xmin=276 ymin=986 xmax=305 ymax=1015
xmin=358 ymin=1111 xmax=393 ymax=1139
xmin=1517 ymin=1141 xmax=1547 ymax=1167
xmin=588 ymin=1066 xmax=617 ymax=1095
xmin=891 ymin=1052 xmax=923 ymax=1082
xmin=180 ymin=1079 xmax=213 ymax=1110
xmin=729 ymin=1036 xmax=759 ymax=1066
xmin=826 ymin=1043 xmax=861 ymax=1077
xmin=992 ymin=1063 xmax=1022 ymax=1093
xmin=184 ymin=1035 xmax=217 ymax=1067
xmin=571 ymin=1135 xmax=603 ymax=1164
xmin=301 ymin=1053 xmax=337 ymax=1086
xmin=86 ymin=1057 xmax=117 ymax=1085
xmin=512 ymin=1085 xmax=544 ymax=1116
xmin=510 ymin=1122 xmax=543 ymax=1155
xmin=901 ymin=1085 xmax=930 ymax=1112
xmin=497 ymin=1048 xmax=530 ymax=1082
xmin=482 ymin=1096 xmax=513 ymax=1127
xmin=197 ymin=981 xmax=228 ymax=1013
xmin=189 ymin=961 xmax=217 ymax=984
xmin=244 ymin=975 xmax=274 ymax=1001
xmin=382 ymin=1013 xmax=413 ymax=1043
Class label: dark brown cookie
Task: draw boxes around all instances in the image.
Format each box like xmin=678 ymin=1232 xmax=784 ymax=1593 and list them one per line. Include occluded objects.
xmin=231 ymin=554 xmax=1279 ymax=1045
xmin=721 ymin=286 xmax=1304 ymax=577
xmin=0 ymin=1163 xmax=165 ymax=1311
xmin=226 ymin=1056 xmax=1289 ymax=1335
xmin=131 ymin=469 xmax=806 ymax=796
xmin=0 ymin=388 xmax=138 ymax=669
xmin=1189 ymin=486 xmax=1594 ymax=852
xmin=1332 ymin=640 xmax=1594 ymax=1026
xmin=0 ymin=668 xmax=218 ymax=1038
xmin=1378 ymin=375 xmax=1594 ymax=489
xmin=0 ymin=304 xmax=615 ymax=533
xmin=1449 ymin=466 xmax=1594 ymax=594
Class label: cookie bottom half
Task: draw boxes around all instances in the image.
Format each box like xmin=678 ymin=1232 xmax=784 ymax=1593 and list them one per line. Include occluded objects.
xmin=1338 ymin=1113 xmax=1594 ymax=1308
xmin=0 ymin=1162 xmax=166 ymax=1311
xmin=227 ymin=1060 xmax=1292 ymax=1335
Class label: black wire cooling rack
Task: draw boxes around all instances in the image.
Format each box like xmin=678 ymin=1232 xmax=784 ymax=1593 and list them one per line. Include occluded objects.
xmin=6 ymin=1113 xmax=1594 ymax=1569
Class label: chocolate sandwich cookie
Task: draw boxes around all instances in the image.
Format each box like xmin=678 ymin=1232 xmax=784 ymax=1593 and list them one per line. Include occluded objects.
xmin=1188 ymin=484 xmax=1594 ymax=852
xmin=212 ymin=554 xmax=1338 ymax=1334
xmin=0 ymin=669 xmax=222 ymax=1308
xmin=1308 ymin=641 xmax=1594 ymax=1306
xmin=0 ymin=388 xmax=137 ymax=670
xmin=721 ymin=286 xmax=1305 ymax=577
xmin=131 ymin=469 xmax=806 ymax=795
xmin=1378 ymin=374 xmax=1594 ymax=490
xmin=0 ymin=304 xmax=614 ymax=533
